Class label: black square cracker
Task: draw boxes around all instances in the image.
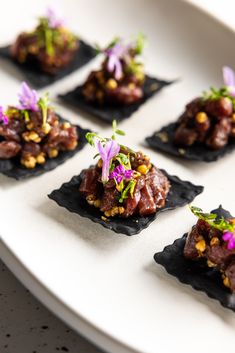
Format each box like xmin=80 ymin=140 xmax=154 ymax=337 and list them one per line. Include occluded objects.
xmin=0 ymin=40 xmax=96 ymax=89
xmin=48 ymin=168 xmax=203 ymax=236
xmin=146 ymin=122 xmax=235 ymax=162
xmin=0 ymin=116 xmax=90 ymax=180
xmin=154 ymin=206 xmax=235 ymax=312
xmin=59 ymin=76 xmax=173 ymax=123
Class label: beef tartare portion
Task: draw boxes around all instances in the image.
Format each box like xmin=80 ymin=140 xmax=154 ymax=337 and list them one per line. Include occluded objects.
xmin=184 ymin=206 xmax=235 ymax=292
xmin=82 ymin=34 xmax=146 ymax=106
xmin=0 ymin=82 xmax=78 ymax=169
xmin=11 ymin=8 xmax=78 ymax=75
xmin=174 ymin=67 xmax=235 ymax=150
xmin=79 ymin=122 xmax=170 ymax=218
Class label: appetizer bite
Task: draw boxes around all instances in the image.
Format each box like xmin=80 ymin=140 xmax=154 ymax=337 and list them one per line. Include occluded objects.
xmin=82 ymin=34 xmax=146 ymax=106
xmin=155 ymin=206 xmax=235 ymax=311
xmin=49 ymin=122 xmax=203 ymax=235
xmin=80 ymin=123 xmax=170 ymax=218
xmin=0 ymin=82 xmax=89 ymax=179
xmin=146 ymin=67 xmax=235 ymax=162
xmin=0 ymin=8 xmax=96 ymax=88
xmin=184 ymin=206 xmax=235 ymax=292
xmin=59 ymin=35 xmax=172 ymax=123
xmin=11 ymin=8 xmax=78 ymax=75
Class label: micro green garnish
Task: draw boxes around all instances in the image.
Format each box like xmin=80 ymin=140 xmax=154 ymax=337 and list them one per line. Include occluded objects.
xmin=23 ymin=110 xmax=30 ymax=122
xmin=135 ymin=33 xmax=146 ymax=55
xmin=115 ymin=153 xmax=132 ymax=170
xmin=38 ymin=92 xmax=50 ymax=127
xmin=190 ymin=206 xmax=235 ymax=250
xmin=202 ymin=67 xmax=235 ymax=109
xmin=45 ymin=27 xmax=54 ymax=56
xmin=119 ymin=179 xmax=137 ymax=203
xmin=86 ymin=120 xmax=125 ymax=147
xmin=86 ymin=120 xmax=136 ymax=201
xmin=101 ymin=34 xmax=146 ymax=80
xmin=111 ymin=120 xmax=125 ymax=139
xmin=32 ymin=9 xmax=75 ymax=57
xmin=190 ymin=206 xmax=234 ymax=233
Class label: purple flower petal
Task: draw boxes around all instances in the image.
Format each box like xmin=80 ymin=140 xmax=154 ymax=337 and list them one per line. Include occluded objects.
xmin=223 ymin=66 xmax=235 ymax=87
xmin=223 ymin=66 xmax=235 ymax=97
xmin=3 ymin=115 xmax=9 ymax=125
xmin=97 ymin=139 xmax=120 ymax=183
xmin=114 ymin=60 xmax=123 ymax=80
xmin=223 ymin=231 xmax=235 ymax=250
xmin=109 ymin=163 xmax=133 ymax=183
xmin=124 ymin=169 xmax=134 ymax=179
xmin=105 ymin=40 xmax=131 ymax=80
xmin=0 ymin=106 xmax=9 ymax=125
xmin=222 ymin=231 xmax=233 ymax=241
xmin=107 ymin=54 xmax=116 ymax=72
xmin=228 ymin=238 xmax=235 ymax=250
xmin=46 ymin=7 xmax=65 ymax=29
xmin=18 ymin=82 xmax=39 ymax=111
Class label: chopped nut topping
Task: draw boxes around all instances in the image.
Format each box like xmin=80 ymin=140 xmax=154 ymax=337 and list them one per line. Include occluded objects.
xmin=137 ymin=164 xmax=149 ymax=175
xmin=195 ymin=239 xmax=206 ymax=252
xmin=61 ymin=122 xmax=71 ymax=130
xmin=207 ymin=260 xmax=216 ymax=267
xmin=128 ymin=83 xmax=135 ymax=90
xmin=196 ymin=112 xmax=208 ymax=124
xmin=223 ymin=276 xmax=230 ymax=288
xmin=48 ymin=148 xmax=58 ymax=158
xmin=36 ymin=153 xmax=46 ymax=165
xmin=106 ymin=79 xmax=118 ymax=90
xmin=41 ymin=122 xmax=51 ymax=134
xmin=210 ymin=237 xmax=220 ymax=246
xmin=94 ymin=199 xmax=101 ymax=208
xmin=21 ymin=156 xmax=37 ymax=169
xmin=104 ymin=206 xmax=125 ymax=218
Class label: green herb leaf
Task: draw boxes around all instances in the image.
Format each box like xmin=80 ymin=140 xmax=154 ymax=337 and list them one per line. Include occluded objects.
xmin=190 ymin=206 xmax=234 ymax=232
xmin=119 ymin=179 xmax=137 ymax=203
xmin=115 ymin=129 xmax=125 ymax=136
xmin=23 ymin=110 xmax=30 ymax=123
xmin=85 ymin=132 xmax=106 ymax=146
xmin=116 ymin=152 xmax=131 ymax=169
xmin=38 ymin=92 xmax=50 ymax=127
xmin=112 ymin=119 xmax=125 ymax=139
xmin=135 ymin=33 xmax=146 ymax=55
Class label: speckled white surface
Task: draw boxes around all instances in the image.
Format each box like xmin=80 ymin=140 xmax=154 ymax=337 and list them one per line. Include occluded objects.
xmin=0 ymin=260 xmax=104 ymax=353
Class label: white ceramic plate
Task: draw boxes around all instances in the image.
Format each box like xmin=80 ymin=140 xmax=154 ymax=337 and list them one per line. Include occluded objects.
xmin=1 ymin=1 xmax=235 ymax=353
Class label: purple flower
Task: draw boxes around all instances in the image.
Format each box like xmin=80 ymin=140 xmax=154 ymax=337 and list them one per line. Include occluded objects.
xmin=109 ymin=164 xmax=133 ymax=183
xmin=46 ymin=7 xmax=65 ymax=29
xmin=0 ymin=106 xmax=8 ymax=125
xmin=223 ymin=66 xmax=235 ymax=97
xmin=105 ymin=41 xmax=130 ymax=80
xmin=97 ymin=139 xmax=120 ymax=183
xmin=18 ymin=82 xmax=39 ymax=112
xmin=222 ymin=231 xmax=235 ymax=250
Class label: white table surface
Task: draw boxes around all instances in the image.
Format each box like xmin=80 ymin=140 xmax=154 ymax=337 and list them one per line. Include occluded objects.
xmin=0 ymin=1 xmax=233 ymax=353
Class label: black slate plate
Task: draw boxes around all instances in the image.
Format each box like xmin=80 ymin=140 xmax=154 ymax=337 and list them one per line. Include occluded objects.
xmin=59 ymin=76 xmax=173 ymax=123
xmin=48 ymin=168 xmax=203 ymax=235
xmin=0 ymin=40 xmax=96 ymax=89
xmin=146 ymin=122 xmax=235 ymax=162
xmin=154 ymin=206 xmax=235 ymax=312
xmin=0 ymin=116 xmax=90 ymax=180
